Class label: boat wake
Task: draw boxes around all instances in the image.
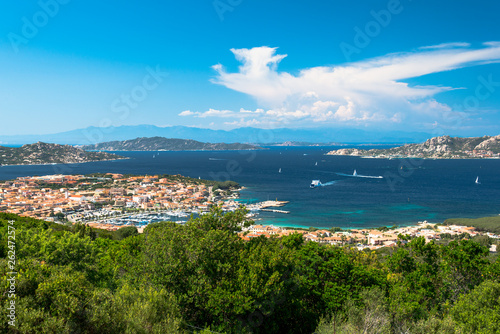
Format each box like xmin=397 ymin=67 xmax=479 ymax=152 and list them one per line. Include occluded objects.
xmin=310 ymin=180 xmax=337 ymax=188
xmin=336 ymin=173 xmax=383 ymax=179
xmin=320 ymin=180 xmax=337 ymax=186
xmin=336 ymin=169 xmax=383 ymax=179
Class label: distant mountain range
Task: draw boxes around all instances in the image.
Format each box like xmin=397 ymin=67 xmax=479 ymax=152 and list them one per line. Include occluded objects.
xmin=0 ymin=142 xmax=125 ymax=166
xmin=0 ymin=125 xmax=434 ymax=145
xmin=327 ymin=135 xmax=500 ymax=159
xmin=81 ymin=137 xmax=263 ymax=151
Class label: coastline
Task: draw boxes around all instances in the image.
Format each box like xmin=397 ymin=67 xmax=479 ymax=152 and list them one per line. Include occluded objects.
xmin=84 ymin=148 xmax=267 ymax=152
xmin=257 ymin=219 xmax=424 ymax=231
xmin=0 ymin=157 xmax=130 ymax=168
xmin=255 ymin=211 xmax=500 ymax=232
xmin=327 ymin=153 xmax=500 ymax=160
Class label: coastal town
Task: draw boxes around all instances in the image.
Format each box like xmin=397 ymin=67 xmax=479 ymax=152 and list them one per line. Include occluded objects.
xmin=240 ymin=222 xmax=499 ymax=252
xmin=0 ymin=173 xmax=242 ymax=227
xmin=0 ymin=173 xmax=498 ymax=252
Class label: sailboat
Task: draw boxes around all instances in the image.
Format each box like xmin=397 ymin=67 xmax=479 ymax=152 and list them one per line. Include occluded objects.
xmin=475 ymin=176 xmax=480 ymax=184
xmin=315 ymin=162 xmax=318 ymax=166
xmin=278 ymin=168 xmax=282 ymax=173
xmin=336 ymin=169 xmax=383 ymax=179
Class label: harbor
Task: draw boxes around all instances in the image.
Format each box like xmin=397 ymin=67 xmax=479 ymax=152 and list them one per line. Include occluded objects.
xmin=67 ymin=199 xmax=292 ymax=231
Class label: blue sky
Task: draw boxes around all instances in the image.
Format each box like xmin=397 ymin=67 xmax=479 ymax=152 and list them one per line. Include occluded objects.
xmin=0 ymin=0 xmax=499 ymax=136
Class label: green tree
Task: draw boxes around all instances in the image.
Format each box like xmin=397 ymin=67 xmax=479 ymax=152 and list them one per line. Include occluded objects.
xmin=451 ymin=280 xmax=500 ymax=333
xmin=115 ymin=226 xmax=139 ymax=240
xmin=297 ymin=241 xmax=385 ymax=328
xmin=315 ymin=287 xmax=391 ymax=334
xmin=441 ymin=239 xmax=490 ymax=302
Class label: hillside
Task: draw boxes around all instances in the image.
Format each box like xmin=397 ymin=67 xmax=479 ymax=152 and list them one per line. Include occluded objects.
xmin=1 ymin=210 xmax=499 ymax=333
xmin=445 ymin=216 xmax=500 ymax=234
xmin=326 ymin=135 xmax=500 ymax=159
xmin=81 ymin=136 xmax=264 ymax=151
xmin=0 ymin=142 xmax=125 ymax=166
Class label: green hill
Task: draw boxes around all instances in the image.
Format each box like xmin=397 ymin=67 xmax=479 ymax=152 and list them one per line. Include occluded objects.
xmin=0 ymin=142 xmax=125 ymax=166
xmin=81 ymin=136 xmax=264 ymax=151
xmin=445 ymin=216 xmax=500 ymax=234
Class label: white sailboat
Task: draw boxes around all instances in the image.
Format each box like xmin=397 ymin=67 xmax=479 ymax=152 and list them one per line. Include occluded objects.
xmin=278 ymin=168 xmax=282 ymax=173
xmin=475 ymin=176 xmax=480 ymax=184
xmin=315 ymin=162 xmax=318 ymax=166
xmin=353 ymin=169 xmax=357 ymax=176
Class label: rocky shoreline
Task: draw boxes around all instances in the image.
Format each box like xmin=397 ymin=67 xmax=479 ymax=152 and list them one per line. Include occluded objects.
xmin=326 ymin=135 xmax=500 ymax=159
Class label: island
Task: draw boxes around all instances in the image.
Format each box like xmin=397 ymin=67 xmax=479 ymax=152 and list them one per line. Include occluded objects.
xmin=326 ymin=135 xmax=500 ymax=159
xmin=80 ymin=136 xmax=264 ymax=151
xmin=0 ymin=142 xmax=125 ymax=166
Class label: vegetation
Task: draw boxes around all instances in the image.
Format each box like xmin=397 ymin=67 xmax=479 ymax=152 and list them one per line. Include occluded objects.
xmin=155 ymin=173 xmax=240 ymax=190
xmin=0 ymin=142 xmax=124 ymax=166
xmin=81 ymin=136 xmax=264 ymax=151
xmin=445 ymin=216 xmax=500 ymax=234
xmin=1 ymin=209 xmax=499 ymax=333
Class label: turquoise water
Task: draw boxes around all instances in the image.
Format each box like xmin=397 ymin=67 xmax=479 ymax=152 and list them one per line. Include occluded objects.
xmin=1 ymin=146 xmax=499 ymax=229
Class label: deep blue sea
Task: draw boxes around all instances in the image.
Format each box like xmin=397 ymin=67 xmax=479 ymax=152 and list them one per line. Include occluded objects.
xmin=1 ymin=146 xmax=499 ymax=229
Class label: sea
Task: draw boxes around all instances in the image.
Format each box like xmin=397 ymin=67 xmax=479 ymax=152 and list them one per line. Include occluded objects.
xmin=1 ymin=146 xmax=499 ymax=229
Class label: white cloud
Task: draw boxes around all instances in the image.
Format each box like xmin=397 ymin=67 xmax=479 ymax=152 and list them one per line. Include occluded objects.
xmin=188 ymin=43 xmax=500 ymax=129
xmin=419 ymin=42 xmax=471 ymax=50
xmin=224 ymin=118 xmax=263 ymax=128
xmin=179 ymin=110 xmax=196 ymax=116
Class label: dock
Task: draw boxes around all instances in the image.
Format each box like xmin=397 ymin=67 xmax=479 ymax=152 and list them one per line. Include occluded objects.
xmin=244 ymin=200 xmax=290 ymax=213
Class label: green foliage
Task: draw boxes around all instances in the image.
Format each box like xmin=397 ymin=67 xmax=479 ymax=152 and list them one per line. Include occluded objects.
xmin=345 ymin=288 xmax=391 ymax=333
xmin=451 ymin=280 xmax=500 ymax=333
xmin=473 ymin=234 xmax=493 ymax=248
xmin=410 ymin=315 xmax=457 ymax=334
xmin=0 ymin=209 xmax=498 ymax=333
xmin=297 ymin=241 xmax=386 ymax=329
xmin=315 ymin=287 xmax=391 ymax=334
xmin=445 ymin=216 xmax=500 ymax=234
xmin=441 ymin=239 xmax=490 ymax=300
xmin=281 ymin=233 xmax=304 ymax=250
xmin=88 ymin=285 xmax=182 ymax=333
xmin=115 ymin=226 xmax=139 ymax=240
xmin=211 ymin=180 xmax=239 ymax=191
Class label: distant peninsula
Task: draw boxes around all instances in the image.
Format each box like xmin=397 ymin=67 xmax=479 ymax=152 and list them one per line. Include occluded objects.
xmin=326 ymin=135 xmax=500 ymax=159
xmin=81 ymin=137 xmax=264 ymax=151
xmin=0 ymin=142 xmax=125 ymax=166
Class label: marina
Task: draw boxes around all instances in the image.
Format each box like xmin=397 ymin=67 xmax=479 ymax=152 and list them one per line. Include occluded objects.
xmin=69 ymin=199 xmax=292 ymax=230
xmin=72 ymin=210 xmax=192 ymax=229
